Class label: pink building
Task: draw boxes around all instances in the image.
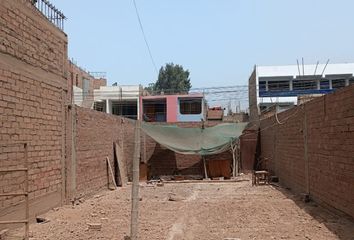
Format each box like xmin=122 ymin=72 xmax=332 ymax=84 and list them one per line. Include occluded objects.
xmin=140 ymin=94 xmax=206 ymax=122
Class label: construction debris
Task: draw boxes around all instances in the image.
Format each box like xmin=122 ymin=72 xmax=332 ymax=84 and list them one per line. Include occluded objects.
xmin=36 ymin=217 xmax=50 ymax=224
xmin=87 ymin=223 xmax=102 ymax=231
xmin=0 ymin=229 xmax=8 ymax=240
xmin=168 ymin=193 xmax=185 ymax=202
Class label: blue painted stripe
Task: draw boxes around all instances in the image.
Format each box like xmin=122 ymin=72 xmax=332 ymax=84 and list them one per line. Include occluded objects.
xmin=259 ymin=89 xmax=334 ymax=97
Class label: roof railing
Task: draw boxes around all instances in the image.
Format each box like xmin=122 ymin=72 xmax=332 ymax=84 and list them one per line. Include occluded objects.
xmin=31 ymin=0 xmax=66 ymax=31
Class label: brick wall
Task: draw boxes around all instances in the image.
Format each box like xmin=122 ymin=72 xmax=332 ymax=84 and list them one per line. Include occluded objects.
xmin=0 ymin=0 xmax=68 ymax=216
xmin=73 ymin=114 xmax=238 ymax=185
xmin=74 ymin=107 xmax=135 ymax=196
xmin=240 ymin=129 xmax=258 ymax=172
xmin=0 ymin=0 xmax=67 ymax=77
xmin=93 ymin=78 xmax=107 ymax=90
xmin=248 ymin=66 xmax=258 ymax=123
xmin=260 ymin=85 xmax=354 ymax=218
xmin=68 ymin=61 xmax=106 ymax=108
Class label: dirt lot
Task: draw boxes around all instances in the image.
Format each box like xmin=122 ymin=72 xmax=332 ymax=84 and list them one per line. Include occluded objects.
xmin=10 ymin=176 xmax=354 ymax=240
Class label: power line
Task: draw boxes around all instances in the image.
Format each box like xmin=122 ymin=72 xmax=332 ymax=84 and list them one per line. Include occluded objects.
xmin=132 ymin=0 xmax=159 ymax=75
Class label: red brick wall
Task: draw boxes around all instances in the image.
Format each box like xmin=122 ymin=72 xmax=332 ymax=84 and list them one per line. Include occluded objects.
xmin=71 ymin=109 xmax=244 ymax=198
xmin=260 ymin=85 xmax=354 ymax=218
xmin=0 ymin=0 xmax=68 ymax=213
xmin=68 ymin=61 xmax=97 ymax=108
xmin=74 ymin=111 xmax=243 ymax=194
xmin=75 ymin=107 xmax=134 ymax=196
xmin=240 ymin=129 xmax=258 ymax=172
xmin=0 ymin=0 xmax=67 ymax=77
xmin=93 ymin=78 xmax=107 ymax=90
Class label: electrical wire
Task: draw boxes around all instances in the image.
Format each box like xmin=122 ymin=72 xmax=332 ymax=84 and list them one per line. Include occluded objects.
xmin=132 ymin=0 xmax=159 ymax=75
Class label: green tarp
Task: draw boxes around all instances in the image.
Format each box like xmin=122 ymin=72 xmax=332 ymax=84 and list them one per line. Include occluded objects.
xmin=141 ymin=122 xmax=248 ymax=156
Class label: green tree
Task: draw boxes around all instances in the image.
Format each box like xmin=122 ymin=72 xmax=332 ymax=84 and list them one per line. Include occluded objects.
xmin=153 ymin=63 xmax=192 ymax=94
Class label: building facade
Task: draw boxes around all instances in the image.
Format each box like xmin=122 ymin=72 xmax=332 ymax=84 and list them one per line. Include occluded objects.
xmin=93 ymin=85 xmax=142 ymax=120
xmin=140 ymin=94 xmax=206 ymax=122
xmin=249 ymin=63 xmax=354 ymax=121
xmin=68 ymin=60 xmax=107 ymax=108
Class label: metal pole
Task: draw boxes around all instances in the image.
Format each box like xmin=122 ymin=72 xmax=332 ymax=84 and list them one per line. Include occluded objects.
xmin=24 ymin=143 xmax=29 ymax=240
xmin=130 ymin=120 xmax=141 ymax=240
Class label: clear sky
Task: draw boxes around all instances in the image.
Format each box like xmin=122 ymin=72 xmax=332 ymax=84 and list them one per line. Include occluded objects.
xmin=52 ymin=0 xmax=354 ymax=88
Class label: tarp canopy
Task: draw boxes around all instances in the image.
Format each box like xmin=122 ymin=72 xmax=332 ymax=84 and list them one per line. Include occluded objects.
xmin=141 ymin=122 xmax=248 ymax=156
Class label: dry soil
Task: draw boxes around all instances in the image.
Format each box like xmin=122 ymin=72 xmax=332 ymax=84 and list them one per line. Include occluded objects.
xmin=9 ymin=176 xmax=354 ymax=240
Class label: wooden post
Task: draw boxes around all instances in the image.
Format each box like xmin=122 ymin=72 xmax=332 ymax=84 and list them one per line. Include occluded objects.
xmin=143 ymin=132 xmax=146 ymax=163
xmin=130 ymin=120 xmax=141 ymax=240
xmin=235 ymin=141 xmax=239 ymax=176
xmin=231 ymin=141 xmax=238 ymax=177
xmin=24 ymin=143 xmax=29 ymax=240
xmin=202 ymin=156 xmax=208 ymax=179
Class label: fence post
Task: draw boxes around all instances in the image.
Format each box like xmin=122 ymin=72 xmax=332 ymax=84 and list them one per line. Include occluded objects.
xmin=130 ymin=120 xmax=141 ymax=240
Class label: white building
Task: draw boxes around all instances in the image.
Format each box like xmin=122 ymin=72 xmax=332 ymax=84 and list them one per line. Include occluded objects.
xmin=93 ymin=85 xmax=142 ymax=120
xmin=249 ymin=62 xmax=354 ymax=121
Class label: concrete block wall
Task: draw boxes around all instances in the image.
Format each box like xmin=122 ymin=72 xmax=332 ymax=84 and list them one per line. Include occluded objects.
xmin=260 ymin=84 xmax=354 ymax=218
xmin=0 ymin=0 xmax=68 ymax=217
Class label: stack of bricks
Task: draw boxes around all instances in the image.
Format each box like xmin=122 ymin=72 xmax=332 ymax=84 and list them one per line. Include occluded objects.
xmin=260 ymin=84 xmax=354 ymax=218
xmin=0 ymin=0 xmax=68 ymax=213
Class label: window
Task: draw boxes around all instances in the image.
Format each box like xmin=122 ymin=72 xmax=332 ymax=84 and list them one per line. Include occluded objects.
xmin=320 ymin=79 xmax=330 ymax=89
xmin=94 ymin=101 xmax=106 ymax=112
xmin=180 ymin=98 xmax=202 ymax=114
xmin=75 ymin=74 xmax=79 ymax=86
xmin=292 ymin=80 xmax=317 ymax=91
xmin=112 ymin=101 xmax=138 ymax=120
xmin=267 ymin=81 xmax=290 ymax=92
xmin=349 ymin=78 xmax=354 ymax=85
xmin=259 ymin=81 xmax=266 ymax=92
xmin=332 ymin=79 xmax=346 ymax=89
xmin=143 ymin=99 xmax=167 ymax=122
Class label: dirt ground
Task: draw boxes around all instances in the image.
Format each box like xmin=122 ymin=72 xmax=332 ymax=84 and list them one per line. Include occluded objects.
xmin=9 ymin=175 xmax=354 ymax=240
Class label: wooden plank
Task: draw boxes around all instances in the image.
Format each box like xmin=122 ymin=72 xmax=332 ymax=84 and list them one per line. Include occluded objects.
xmin=106 ymin=157 xmax=117 ymax=189
xmin=0 ymin=168 xmax=28 ymax=172
xmin=0 ymin=193 xmax=27 ymax=197
xmin=114 ymin=142 xmax=128 ymax=186
xmin=0 ymin=220 xmax=28 ymax=224
xmin=139 ymin=163 xmax=147 ymax=182
xmin=208 ymin=159 xmax=232 ymax=178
